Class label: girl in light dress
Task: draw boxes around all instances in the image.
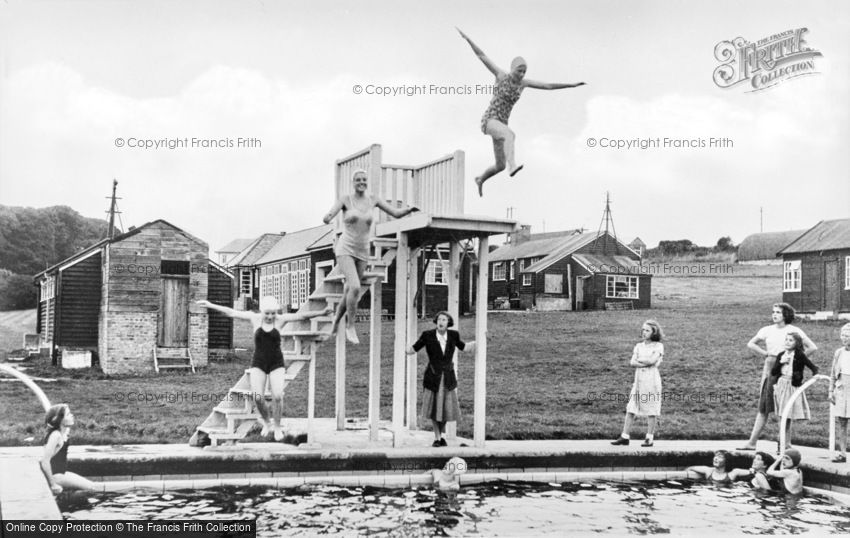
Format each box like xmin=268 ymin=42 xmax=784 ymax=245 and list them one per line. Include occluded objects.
xmin=829 ymin=323 xmax=850 ymax=463
xmin=611 ymin=320 xmax=663 ymax=447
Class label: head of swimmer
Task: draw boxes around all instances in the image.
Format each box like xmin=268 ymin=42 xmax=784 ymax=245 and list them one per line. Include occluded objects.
xmin=442 ymin=457 xmax=467 ymax=477
xmin=352 ymin=170 xmax=368 ymax=194
xmin=510 ymin=57 xmax=527 ymax=80
xmin=259 ymin=296 xmax=281 ymax=323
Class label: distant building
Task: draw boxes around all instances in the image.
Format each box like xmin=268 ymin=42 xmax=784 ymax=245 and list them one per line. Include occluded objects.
xmin=227 ymin=233 xmax=285 ymax=302
xmin=222 ymin=226 xmax=475 ymax=317
xmin=777 ymin=218 xmax=850 ymax=318
xmin=215 ymin=238 xmax=254 ymax=267
xmin=33 ymin=220 xmax=233 ymax=374
xmin=738 ymin=230 xmax=806 ymax=265
xmin=488 ymin=227 xmax=649 ymax=311
xmin=628 ymin=237 xmax=646 ymax=258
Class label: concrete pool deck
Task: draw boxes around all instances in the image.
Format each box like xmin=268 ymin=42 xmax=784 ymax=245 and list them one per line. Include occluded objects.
xmin=2 ymin=419 xmax=850 ymax=520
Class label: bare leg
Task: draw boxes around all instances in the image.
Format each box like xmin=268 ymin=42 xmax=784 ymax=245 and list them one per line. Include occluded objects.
xmin=646 ymin=416 xmax=657 ymax=436
xmin=784 ymin=419 xmax=793 ymax=449
xmin=475 ymin=120 xmax=510 ymax=196
xmin=55 ymin=472 xmax=96 ymax=491
xmin=432 ymin=419 xmax=442 ymax=441
xmin=743 ymin=412 xmax=769 ymax=449
xmin=269 ymin=367 xmax=286 ymax=440
xmin=334 ymin=256 xmax=367 ymax=344
xmin=621 ymin=412 xmax=635 ymax=437
xmin=249 ymin=367 xmax=271 ymax=435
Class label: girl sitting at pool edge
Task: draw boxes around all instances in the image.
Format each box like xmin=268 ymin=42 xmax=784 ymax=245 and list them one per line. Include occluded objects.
xmin=40 ymin=404 xmax=96 ymax=494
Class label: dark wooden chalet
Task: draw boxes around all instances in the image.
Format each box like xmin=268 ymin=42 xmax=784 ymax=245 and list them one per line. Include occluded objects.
xmin=34 ymin=220 xmax=234 ymax=373
xmin=489 ymin=227 xmax=650 ymax=311
xmin=777 ymin=218 xmax=850 ymax=318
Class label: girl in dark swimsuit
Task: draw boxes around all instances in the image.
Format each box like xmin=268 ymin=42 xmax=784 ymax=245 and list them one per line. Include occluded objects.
xmin=40 ymin=404 xmax=95 ymax=494
xmin=198 ymin=297 xmax=332 ymax=441
xmin=457 ymin=28 xmax=586 ymax=197
xmin=686 ymin=450 xmax=738 ymax=484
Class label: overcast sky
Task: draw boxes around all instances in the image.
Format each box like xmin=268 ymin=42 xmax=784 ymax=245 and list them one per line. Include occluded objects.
xmin=1 ymin=0 xmax=847 ymax=253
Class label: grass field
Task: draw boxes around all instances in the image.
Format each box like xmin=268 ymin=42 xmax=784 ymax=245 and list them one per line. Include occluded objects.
xmin=0 ymin=262 xmax=844 ymax=448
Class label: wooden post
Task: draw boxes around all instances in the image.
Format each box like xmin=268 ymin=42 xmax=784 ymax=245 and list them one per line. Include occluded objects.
xmin=368 ymin=278 xmax=383 ymax=442
xmin=406 ymin=248 xmax=419 ymax=430
xmin=452 ymin=150 xmax=465 ymax=216
xmin=307 ymin=340 xmax=316 ymax=444
xmin=392 ymin=232 xmax=409 ymax=446
xmin=446 ymin=241 xmax=461 ymax=442
xmin=474 ymin=237 xmax=489 ymax=447
xmin=335 ymin=314 xmax=346 ymax=431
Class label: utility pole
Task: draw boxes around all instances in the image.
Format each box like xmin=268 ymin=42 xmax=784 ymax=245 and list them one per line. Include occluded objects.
xmin=105 ymin=179 xmax=122 ymax=239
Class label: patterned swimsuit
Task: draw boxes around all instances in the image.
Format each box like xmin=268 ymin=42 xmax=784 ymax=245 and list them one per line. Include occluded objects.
xmin=480 ymin=73 xmax=524 ymax=133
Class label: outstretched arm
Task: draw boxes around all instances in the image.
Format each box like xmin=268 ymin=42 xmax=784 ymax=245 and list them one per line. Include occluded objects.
xmin=456 ymin=27 xmax=503 ymax=77
xmin=275 ymin=306 xmax=334 ymax=328
xmin=197 ymin=300 xmax=255 ymax=321
xmin=375 ymin=198 xmax=419 ymax=219
xmin=323 ymin=199 xmax=345 ymax=224
xmin=523 ymin=79 xmax=586 ymax=90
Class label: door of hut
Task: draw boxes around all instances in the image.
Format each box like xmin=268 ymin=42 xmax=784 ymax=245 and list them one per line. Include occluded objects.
xmin=825 ymin=260 xmax=839 ymax=312
xmin=159 ymin=276 xmax=189 ymax=347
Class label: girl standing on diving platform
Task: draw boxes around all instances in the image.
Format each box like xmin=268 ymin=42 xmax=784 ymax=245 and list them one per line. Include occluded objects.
xmin=457 ymin=28 xmax=586 ymax=196
xmin=324 ymin=169 xmax=418 ymax=344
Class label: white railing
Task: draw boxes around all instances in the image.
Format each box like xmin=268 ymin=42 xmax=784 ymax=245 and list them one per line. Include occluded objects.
xmin=334 ymin=145 xmax=465 ymax=228
xmin=778 ymin=374 xmax=835 ymax=455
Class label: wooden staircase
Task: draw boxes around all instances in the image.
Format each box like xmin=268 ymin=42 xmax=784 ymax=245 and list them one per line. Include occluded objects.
xmin=189 ymin=237 xmax=398 ymax=447
xmin=153 ymin=347 xmax=195 ymax=373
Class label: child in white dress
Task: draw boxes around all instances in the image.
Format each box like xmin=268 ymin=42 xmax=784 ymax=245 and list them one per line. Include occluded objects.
xmin=612 ymin=320 xmax=664 ymax=447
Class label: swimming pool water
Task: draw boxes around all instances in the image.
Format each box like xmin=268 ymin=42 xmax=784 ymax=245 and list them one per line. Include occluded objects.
xmin=59 ymin=479 xmax=850 ymax=536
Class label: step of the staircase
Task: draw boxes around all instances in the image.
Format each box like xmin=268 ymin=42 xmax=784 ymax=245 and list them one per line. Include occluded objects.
xmin=322 ymin=271 xmax=385 ymax=283
xmin=213 ymin=406 xmax=257 ymax=419
xmin=282 ymin=330 xmax=331 ymax=340
xmin=156 ymin=348 xmax=189 ymax=357
xmin=157 ymin=364 xmax=193 ymax=369
xmin=282 ymin=353 xmax=312 ymax=362
xmin=372 ymin=238 xmax=399 ymax=248
xmin=197 ymin=425 xmax=240 ymax=435
xmin=310 ymin=292 xmax=343 ymax=300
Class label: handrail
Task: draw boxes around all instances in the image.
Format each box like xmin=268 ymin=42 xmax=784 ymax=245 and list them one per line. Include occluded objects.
xmin=0 ymin=363 xmax=52 ymax=411
xmin=778 ymin=374 xmax=834 ymax=454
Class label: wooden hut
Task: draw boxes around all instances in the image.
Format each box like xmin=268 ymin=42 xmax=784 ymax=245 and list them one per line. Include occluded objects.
xmin=34 ymin=220 xmax=233 ymax=373
xmin=777 ymin=218 xmax=850 ymax=318
xmin=489 ymin=228 xmax=650 ymax=311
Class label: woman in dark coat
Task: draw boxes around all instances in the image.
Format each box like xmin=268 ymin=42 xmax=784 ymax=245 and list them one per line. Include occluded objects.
xmin=407 ymin=311 xmax=475 ymax=447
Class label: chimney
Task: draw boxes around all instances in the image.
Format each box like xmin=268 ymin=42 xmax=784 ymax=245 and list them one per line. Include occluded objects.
xmin=509 ymin=224 xmax=532 ymax=246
